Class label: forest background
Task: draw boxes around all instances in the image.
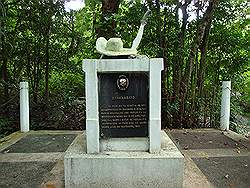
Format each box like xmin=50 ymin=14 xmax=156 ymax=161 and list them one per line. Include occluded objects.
xmin=0 ymin=0 xmax=249 ymax=138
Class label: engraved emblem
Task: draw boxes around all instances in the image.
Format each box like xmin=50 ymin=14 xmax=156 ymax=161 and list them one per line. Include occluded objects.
xmin=117 ymin=75 xmax=129 ymax=91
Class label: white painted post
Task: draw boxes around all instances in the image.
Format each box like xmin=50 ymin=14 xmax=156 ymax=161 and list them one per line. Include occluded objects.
xmin=220 ymin=81 xmax=231 ymax=131
xmin=83 ymin=60 xmax=99 ymax=153
xmin=20 ymin=81 xmax=29 ymax=132
xmin=149 ymin=58 xmax=163 ymax=153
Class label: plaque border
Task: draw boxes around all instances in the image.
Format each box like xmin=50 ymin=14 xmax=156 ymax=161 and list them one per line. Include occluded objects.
xmin=83 ymin=58 xmax=163 ymax=154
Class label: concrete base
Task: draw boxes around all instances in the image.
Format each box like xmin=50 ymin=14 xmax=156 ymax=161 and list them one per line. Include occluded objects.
xmin=100 ymin=137 xmax=148 ymax=152
xmin=64 ymin=131 xmax=184 ymax=188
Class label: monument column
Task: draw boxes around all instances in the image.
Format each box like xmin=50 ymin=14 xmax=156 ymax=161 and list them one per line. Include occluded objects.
xmin=65 ymin=58 xmax=184 ymax=188
xmin=85 ymin=60 xmax=99 ymax=153
xmin=149 ymin=59 xmax=163 ymax=153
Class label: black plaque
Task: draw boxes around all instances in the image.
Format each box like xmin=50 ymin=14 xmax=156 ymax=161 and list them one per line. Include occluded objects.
xmin=99 ymin=73 xmax=149 ymax=138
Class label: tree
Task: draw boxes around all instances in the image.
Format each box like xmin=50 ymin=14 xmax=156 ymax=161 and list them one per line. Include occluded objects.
xmin=0 ymin=0 xmax=249 ymax=138
xmin=97 ymin=0 xmax=122 ymax=38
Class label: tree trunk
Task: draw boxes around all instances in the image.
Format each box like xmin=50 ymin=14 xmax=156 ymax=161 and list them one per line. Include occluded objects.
xmin=155 ymin=0 xmax=166 ymax=97
xmin=172 ymin=0 xmax=191 ymax=100
xmin=172 ymin=0 xmax=191 ymax=127
xmin=34 ymin=54 xmax=41 ymax=104
xmin=197 ymin=19 xmax=212 ymax=96
xmin=45 ymin=35 xmax=50 ymax=104
xmin=172 ymin=0 xmax=181 ymax=100
xmin=146 ymin=0 xmax=153 ymax=10
xmin=180 ymin=0 xmax=218 ymax=122
xmin=97 ymin=0 xmax=121 ymax=38
xmin=178 ymin=0 xmax=191 ymax=75
xmin=161 ymin=7 xmax=169 ymax=97
xmin=189 ymin=2 xmax=201 ymax=126
xmin=1 ymin=31 xmax=9 ymax=103
xmin=44 ymin=1 xmax=53 ymax=104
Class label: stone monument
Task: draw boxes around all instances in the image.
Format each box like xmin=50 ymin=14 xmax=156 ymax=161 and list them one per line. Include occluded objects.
xmin=64 ymin=10 xmax=183 ymax=188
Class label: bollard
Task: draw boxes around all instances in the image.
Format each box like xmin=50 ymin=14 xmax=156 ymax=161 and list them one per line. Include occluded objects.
xmin=20 ymin=81 xmax=29 ymax=132
xmin=220 ymin=81 xmax=231 ymax=131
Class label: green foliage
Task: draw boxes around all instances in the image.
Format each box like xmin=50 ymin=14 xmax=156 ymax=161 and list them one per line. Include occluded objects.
xmin=85 ymin=0 xmax=102 ymax=6
xmin=0 ymin=116 xmax=18 ymax=139
xmin=0 ymin=0 xmax=249 ymax=137
xmin=244 ymin=71 xmax=250 ymax=109
xmin=49 ymin=70 xmax=84 ymax=103
xmin=0 ymin=117 xmax=11 ymax=138
xmin=207 ymin=0 xmax=249 ymax=128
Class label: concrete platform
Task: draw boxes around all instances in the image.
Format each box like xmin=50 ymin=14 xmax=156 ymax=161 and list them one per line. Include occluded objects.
xmin=168 ymin=129 xmax=250 ymax=188
xmin=0 ymin=130 xmax=81 ymax=188
xmin=193 ymin=156 xmax=250 ymax=188
xmin=1 ymin=134 xmax=77 ymax=153
xmin=64 ymin=131 xmax=184 ymax=188
xmin=169 ymin=129 xmax=248 ymax=150
xmin=0 ymin=161 xmax=55 ymax=188
xmin=0 ymin=129 xmax=249 ymax=188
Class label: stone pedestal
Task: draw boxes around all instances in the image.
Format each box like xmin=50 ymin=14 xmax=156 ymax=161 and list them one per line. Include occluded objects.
xmin=64 ymin=58 xmax=184 ymax=187
xmin=83 ymin=58 xmax=163 ymax=153
xmin=64 ymin=131 xmax=184 ymax=188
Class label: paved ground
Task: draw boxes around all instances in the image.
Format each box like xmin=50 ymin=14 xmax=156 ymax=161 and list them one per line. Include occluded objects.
xmin=0 ymin=129 xmax=249 ymax=188
xmin=0 ymin=131 xmax=80 ymax=188
xmin=1 ymin=134 xmax=77 ymax=153
xmin=193 ymin=156 xmax=249 ymax=188
xmin=167 ymin=129 xmax=250 ymax=188
xmin=0 ymin=161 xmax=55 ymax=188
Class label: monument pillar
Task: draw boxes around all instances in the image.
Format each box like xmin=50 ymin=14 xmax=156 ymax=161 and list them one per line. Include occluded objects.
xmin=64 ymin=58 xmax=184 ymax=188
xmin=83 ymin=58 xmax=163 ymax=153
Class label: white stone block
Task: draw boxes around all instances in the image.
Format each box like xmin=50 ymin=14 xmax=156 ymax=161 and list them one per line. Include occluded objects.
xmin=83 ymin=58 xmax=163 ymax=153
xmin=84 ymin=60 xmax=99 ymax=153
xmin=83 ymin=59 xmax=150 ymax=72
xmin=149 ymin=59 xmax=163 ymax=153
xmin=149 ymin=119 xmax=161 ymax=153
xmin=64 ymin=131 xmax=184 ymax=188
xmin=220 ymin=81 xmax=231 ymax=131
xmin=100 ymin=137 xmax=149 ymax=152
xmin=86 ymin=119 xmax=99 ymax=153
xmin=20 ymin=81 xmax=29 ymax=132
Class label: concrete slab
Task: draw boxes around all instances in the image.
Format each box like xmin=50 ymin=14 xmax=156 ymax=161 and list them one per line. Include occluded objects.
xmin=168 ymin=129 xmax=250 ymax=188
xmin=0 ymin=153 xmax=63 ymax=162
xmin=64 ymin=131 xmax=184 ymax=188
xmin=183 ymin=156 xmax=214 ymax=188
xmin=0 ymin=161 xmax=56 ymax=188
xmin=226 ymin=130 xmax=250 ymax=149
xmin=1 ymin=134 xmax=77 ymax=153
xmin=0 ymin=130 xmax=80 ymax=188
xmin=168 ymin=129 xmax=247 ymax=150
xmin=192 ymin=156 xmax=250 ymax=188
xmin=0 ymin=129 xmax=248 ymax=188
xmin=41 ymin=160 xmax=65 ymax=188
xmin=0 ymin=131 xmax=26 ymax=151
xmin=182 ymin=149 xmax=250 ymax=158
xmin=100 ymin=137 xmax=149 ymax=152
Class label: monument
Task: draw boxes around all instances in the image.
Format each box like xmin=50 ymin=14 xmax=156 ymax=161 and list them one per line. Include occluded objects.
xmin=64 ymin=10 xmax=184 ymax=188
